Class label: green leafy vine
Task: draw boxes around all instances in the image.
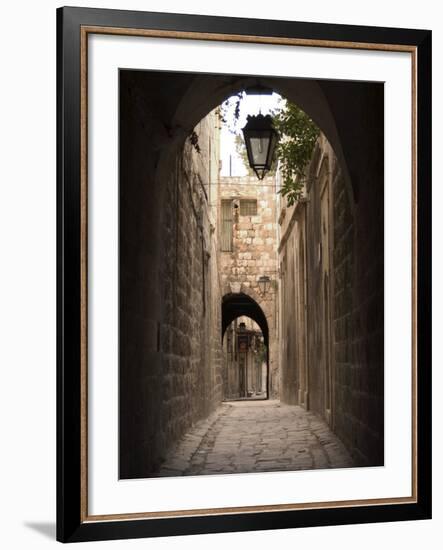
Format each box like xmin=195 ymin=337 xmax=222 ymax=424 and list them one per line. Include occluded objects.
xmin=271 ymin=101 xmax=320 ymax=206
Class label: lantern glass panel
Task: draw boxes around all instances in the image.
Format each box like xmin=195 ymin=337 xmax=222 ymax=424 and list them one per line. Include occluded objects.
xmin=242 ymin=114 xmax=278 ymax=180
xmin=249 ymin=134 xmax=271 ymax=165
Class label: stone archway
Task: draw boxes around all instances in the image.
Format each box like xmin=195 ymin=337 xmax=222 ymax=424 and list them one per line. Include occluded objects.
xmin=222 ymin=292 xmax=269 ymax=345
xmin=120 ymin=71 xmax=382 ymax=365
xmin=119 ymin=68 xmax=384 ymax=473
xmin=222 ymin=292 xmax=271 ymax=400
xmin=153 ymin=74 xmax=355 ymax=209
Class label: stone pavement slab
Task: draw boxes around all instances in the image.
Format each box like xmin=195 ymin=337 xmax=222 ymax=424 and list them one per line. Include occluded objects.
xmin=158 ymin=400 xmax=354 ymax=477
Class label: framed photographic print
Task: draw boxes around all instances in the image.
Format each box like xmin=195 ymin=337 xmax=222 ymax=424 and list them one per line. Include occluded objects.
xmin=57 ymin=6 xmax=432 ymax=543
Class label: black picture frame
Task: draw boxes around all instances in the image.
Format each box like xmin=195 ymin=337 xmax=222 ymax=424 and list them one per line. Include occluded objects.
xmin=57 ymin=6 xmax=432 ymax=543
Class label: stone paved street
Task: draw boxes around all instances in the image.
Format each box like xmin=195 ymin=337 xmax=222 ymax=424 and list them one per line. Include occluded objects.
xmin=158 ymin=400 xmax=354 ymax=476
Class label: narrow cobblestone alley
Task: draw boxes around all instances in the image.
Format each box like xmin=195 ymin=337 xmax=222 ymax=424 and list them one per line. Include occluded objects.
xmin=158 ymin=401 xmax=354 ymax=476
xmin=119 ymin=71 xmax=385 ymax=479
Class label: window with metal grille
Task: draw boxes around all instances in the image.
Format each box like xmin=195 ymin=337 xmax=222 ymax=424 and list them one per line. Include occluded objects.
xmin=240 ymin=199 xmax=257 ymax=216
xmin=221 ymin=199 xmax=233 ymax=252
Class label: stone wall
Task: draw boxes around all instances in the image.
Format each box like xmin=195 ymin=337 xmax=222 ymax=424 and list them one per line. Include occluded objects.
xmin=219 ymin=175 xmax=279 ymax=398
xmin=161 ymin=114 xmax=223 ymax=459
xmin=304 ymin=137 xmax=335 ymax=421
xmin=278 ymin=127 xmax=384 ymax=467
xmin=278 ymin=195 xmax=308 ymax=407
xmin=331 ymin=85 xmax=385 ymax=465
xmin=119 ymin=70 xmax=223 ymax=478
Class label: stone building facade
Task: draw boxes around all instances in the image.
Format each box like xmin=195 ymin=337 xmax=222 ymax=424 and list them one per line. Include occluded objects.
xmin=278 ymin=132 xmax=384 ymax=467
xmin=119 ymin=75 xmax=224 ymax=478
xmin=219 ymin=175 xmax=279 ymax=398
xmin=161 ymin=109 xmax=224 ymax=455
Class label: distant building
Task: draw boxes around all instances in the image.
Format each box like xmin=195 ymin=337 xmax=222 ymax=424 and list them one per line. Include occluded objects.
xmin=219 ymin=174 xmax=279 ymax=399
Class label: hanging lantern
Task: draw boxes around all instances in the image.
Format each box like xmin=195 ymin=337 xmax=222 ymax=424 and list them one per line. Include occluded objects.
xmin=242 ymin=114 xmax=278 ymax=180
xmin=258 ymin=275 xmax=271 ymax=294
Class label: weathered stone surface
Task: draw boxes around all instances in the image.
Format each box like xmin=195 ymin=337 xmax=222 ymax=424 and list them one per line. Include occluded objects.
xmin=220 ymin=176 xmax=279 ymax=399
xmin=120 ymin=92 xmax=224 ymax=478
xmin=158 ymin=400 xmax=353 ymax=476
xmin=278 ymin=127 xmax=384 ymax=467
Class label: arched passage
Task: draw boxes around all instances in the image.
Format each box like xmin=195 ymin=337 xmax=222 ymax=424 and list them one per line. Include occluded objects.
xmin=119 ymin=68 xmax=384 ymax=476
xmin=222 ymin=293 xmax=269 ymax=347
xmin=154 ymin=74 xmax=356 ymax=208
xmin=222 ymin=293 xmax=270 ymax=400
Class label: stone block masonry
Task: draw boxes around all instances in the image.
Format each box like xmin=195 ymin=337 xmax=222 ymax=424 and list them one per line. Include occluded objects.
xmin=158 ymin=401 xmax=353 ymax=476
xmin=278 ymin=126 xmax=384 ymax=467
xmin=219 ymin=175 xmax=279 ymax=398
xmin=119 ymin=73 xmax=224 ymax=478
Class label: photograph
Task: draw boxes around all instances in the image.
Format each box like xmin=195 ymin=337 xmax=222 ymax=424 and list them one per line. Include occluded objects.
xmin=0 ymin=0 xmax=436 ymax=547
xmin=54 ymin=5 xmax=431 ymax=542
xmin=118 ymin=69 xmax=384 ymax=479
